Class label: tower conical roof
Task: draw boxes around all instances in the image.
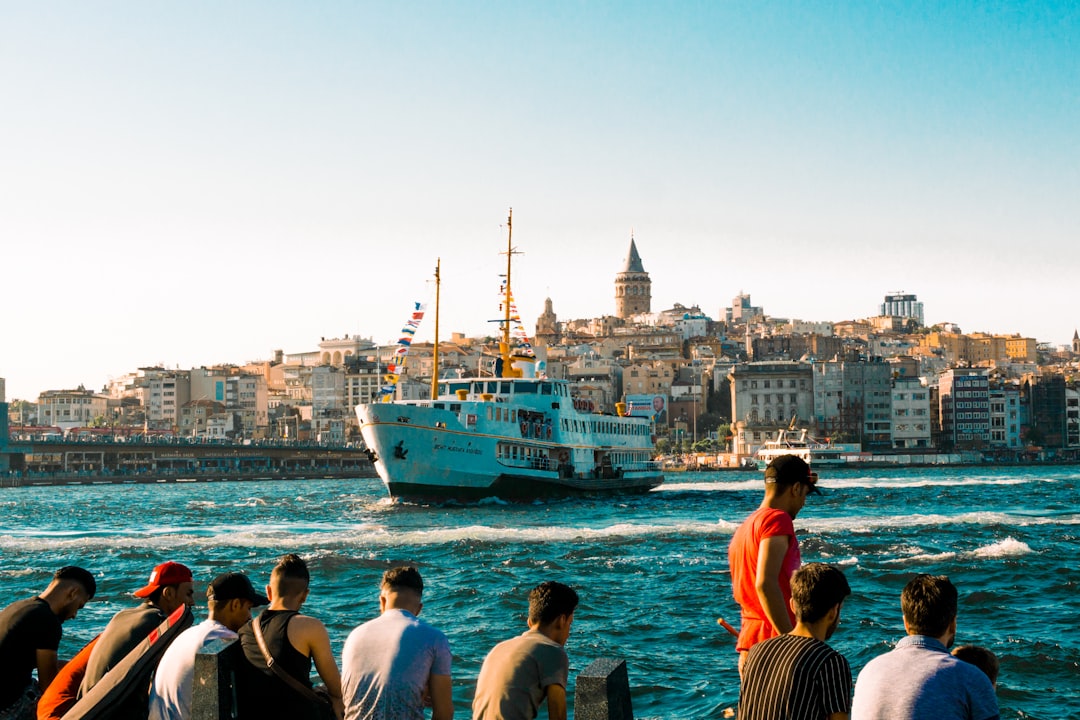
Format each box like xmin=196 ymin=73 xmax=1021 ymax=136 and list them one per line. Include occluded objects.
xmin=621 ymin=237 xmax=645 ymax=273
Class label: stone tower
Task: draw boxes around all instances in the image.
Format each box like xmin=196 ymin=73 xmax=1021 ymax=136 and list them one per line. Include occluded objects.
xmin=1073 ymin=329 xmax=1079 ymax=354
xmin=535 ymin=296 xmax=559 ymax=345
xmin=615 ymin=236 xmax=651 ymax=319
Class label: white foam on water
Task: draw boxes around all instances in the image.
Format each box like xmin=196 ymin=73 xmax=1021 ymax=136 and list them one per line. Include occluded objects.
xmin=807 ymin=511 xmax=1080 ymax=534
xmin=823 ymin=475 xmax=1050 ymax=490
xmin=881 ymin=536 xmax=1033 ymax=565
xmin=659 ymin=479 xmax=761 ymax=492
xmin=971 ymin=537 xmax=1032 ymax=558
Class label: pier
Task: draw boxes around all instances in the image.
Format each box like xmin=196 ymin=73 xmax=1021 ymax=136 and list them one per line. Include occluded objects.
xmin=0 ymin=436 xmax=376 ymax=487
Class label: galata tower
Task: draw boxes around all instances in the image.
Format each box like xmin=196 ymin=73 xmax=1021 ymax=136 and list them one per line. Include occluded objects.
xmin=615 ymin=235 xmax=651 ymax=319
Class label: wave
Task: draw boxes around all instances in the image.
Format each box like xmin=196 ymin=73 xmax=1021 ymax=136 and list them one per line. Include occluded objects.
xmin=660 ymin=475 xmax=1056 ymax=492
xmin=881 ymin=537 xmax=1032 ymax=565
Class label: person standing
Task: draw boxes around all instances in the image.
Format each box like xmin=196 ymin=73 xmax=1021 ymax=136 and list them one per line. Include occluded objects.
xmin=148 ymin=572 xmax=268 ymax=720
xmin=738 ymin=563 xmax=853 ymax=720
xmin=236 ymin=554 xmax=343 ymax=720
xmin=339 ymin=566 xmax=452 ymax=720
xmin=0 ymin=566 xmax=96 ymax=720
xmin=851 ymin=574 xmax=998 ymax=720
xmin=78 ymin=561 xmax=195 ymax=718
xmin=728 ymin=454 xmax=820 ymax=673
xmin=472 ymin=581 xmax=578 ymax=720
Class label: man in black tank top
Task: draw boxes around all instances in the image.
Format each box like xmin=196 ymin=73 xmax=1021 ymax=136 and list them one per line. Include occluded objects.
xmin=236 ymin=554 xmax=344 ymax=720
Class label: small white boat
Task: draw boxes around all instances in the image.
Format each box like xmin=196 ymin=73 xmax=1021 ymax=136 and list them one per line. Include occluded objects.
xmin=754 ymin=429 xmax=849 ymax=470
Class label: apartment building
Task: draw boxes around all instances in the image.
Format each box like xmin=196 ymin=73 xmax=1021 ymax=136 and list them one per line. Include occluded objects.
xmin=891 ymin=376 xmax=932 ymax=449
xmin=989 ymin=386 xmax=1022 ymax=448
xmin=939 ymin=369 xmax=990 ymax=449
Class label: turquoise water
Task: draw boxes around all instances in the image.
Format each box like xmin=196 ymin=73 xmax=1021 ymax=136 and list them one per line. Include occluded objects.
xmin=1 ymin=465 xmax=1077 ymax=719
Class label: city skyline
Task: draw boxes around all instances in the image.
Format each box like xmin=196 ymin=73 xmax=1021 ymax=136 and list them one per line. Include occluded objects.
xmin=3 ymin=2 xmax=1078 ymax=401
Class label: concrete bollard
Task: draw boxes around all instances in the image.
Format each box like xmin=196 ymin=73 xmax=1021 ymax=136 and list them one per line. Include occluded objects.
xmin=191 ymin=637 xmax=241 ymax=720
xmin=575 ymin=657 xmax=633 ymax=720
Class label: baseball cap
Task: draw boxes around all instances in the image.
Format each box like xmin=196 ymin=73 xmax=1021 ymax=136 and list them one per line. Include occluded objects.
xmin=207 ymin=572 xmax=269 ymax=606
xmin=764 ymin=454 xmax=821 ymax=494
xmin=133 ymin=561 xmax=194 ymax=598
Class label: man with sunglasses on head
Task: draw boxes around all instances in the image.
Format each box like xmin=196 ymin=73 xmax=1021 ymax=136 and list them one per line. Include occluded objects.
xmin=728 ymin=454 xmax=821 ymax=675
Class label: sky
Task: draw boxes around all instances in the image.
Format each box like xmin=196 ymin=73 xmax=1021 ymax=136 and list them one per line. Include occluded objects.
xmin=2 ymin=1 xmax=1078 ymax=401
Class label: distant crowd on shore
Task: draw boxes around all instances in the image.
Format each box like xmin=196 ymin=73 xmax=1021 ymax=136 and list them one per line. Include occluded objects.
xmin=3 ymin=452 xmax=1003 ymax=720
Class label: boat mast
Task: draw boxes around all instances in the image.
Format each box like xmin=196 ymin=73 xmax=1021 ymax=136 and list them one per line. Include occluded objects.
xmin=431 ymin=258 xmax=441 ymax=400
xmin=500 ymin=208 xmax=515 ymax=378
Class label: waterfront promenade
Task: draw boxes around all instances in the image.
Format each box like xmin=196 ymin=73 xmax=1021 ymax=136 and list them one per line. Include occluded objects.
xmin=0 ymin=436 xmax=376 ymax=488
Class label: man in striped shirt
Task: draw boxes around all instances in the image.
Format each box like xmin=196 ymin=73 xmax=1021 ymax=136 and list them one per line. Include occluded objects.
xmin=738 ymin=563 xmax=853 ymax=720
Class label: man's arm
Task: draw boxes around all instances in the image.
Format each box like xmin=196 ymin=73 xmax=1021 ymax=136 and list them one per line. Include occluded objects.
xmin=428 ymin=673 xmax=453 ymax=720
xmin=293 ymin=616 xmax=344 ymax=720
xmin=544 ymin=683 xmax=567 ymax=720
xmin=36 ymin=649 xmax=60 ymax=691
xmin=755 ymin=535 xmax=794 ymax=635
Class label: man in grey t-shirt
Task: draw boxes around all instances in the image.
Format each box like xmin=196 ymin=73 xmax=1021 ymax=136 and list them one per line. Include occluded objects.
xmin=852 ymin=574 xmax=998 ymax=720
xmin=472 ymin=581 xmax=579 ymax=720
xmin=340 ymin=567 xmax=452 ymax=720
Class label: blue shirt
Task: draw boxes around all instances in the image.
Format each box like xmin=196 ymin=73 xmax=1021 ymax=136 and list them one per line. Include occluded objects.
xmin=852 ymin=635 xmax=999 ymax=720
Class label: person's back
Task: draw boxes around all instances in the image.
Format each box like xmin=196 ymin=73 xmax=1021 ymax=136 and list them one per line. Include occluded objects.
xmin=235 ymin=554 xmax=343 ymax=720
xmin=237 ymin=609 xmax=320 ymax=718
xmin=851 ymin=574 xmax=998 ymax=720
xmin=738 ymin=563 xmax=852 ymax=720
xmin=340 ymin=567 xmax=452 ymax=720
xmin=472 ymin=581 xmax=578 ymax=720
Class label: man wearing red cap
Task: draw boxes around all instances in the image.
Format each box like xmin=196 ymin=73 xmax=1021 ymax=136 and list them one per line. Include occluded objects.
xmin=79 ymin=561 xmax=195 ymax=717
xmin=728 ymin=454 xmax=820 ymax=675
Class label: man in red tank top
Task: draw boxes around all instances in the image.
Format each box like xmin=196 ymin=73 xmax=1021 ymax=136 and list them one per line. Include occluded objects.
xmin=728 ymin=454 xmax=821 ymax=674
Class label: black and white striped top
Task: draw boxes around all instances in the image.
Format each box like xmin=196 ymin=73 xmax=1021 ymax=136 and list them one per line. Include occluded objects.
xmin=739 ymin=634 xmax=852 ymax=720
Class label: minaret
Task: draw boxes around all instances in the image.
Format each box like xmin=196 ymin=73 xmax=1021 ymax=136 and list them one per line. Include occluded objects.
xmin=615 ymin=234 xmax=651 ymax=319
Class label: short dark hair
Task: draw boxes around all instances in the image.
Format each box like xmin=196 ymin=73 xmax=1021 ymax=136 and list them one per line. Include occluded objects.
xmin=791 ymin=563 xmax=850 ymax=623
xmin=953 ymin=645 xmax=999 ymax=685
xmin=55 ymin=566 xmax=96 ymax=599
xmin=528 ymin=581 xmax=579 ymax=626
xmin=382 ymin=566 xmax=423 ymax=595
xmin=271 ymin=554 xmax=310 ymax=596
xmin=901 ymin=574 xmax=957 ymax=637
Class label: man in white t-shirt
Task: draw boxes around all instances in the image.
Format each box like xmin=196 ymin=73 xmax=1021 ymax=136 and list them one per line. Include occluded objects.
xmin=148 ymin=572 xmax=268 ymax=720
xmin=340 ymin=567 xmax=452 ymax=720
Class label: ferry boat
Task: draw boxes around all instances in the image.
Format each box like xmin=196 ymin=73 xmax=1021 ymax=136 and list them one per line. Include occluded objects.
xmin=356 ymin=211 xmax=663 ymax=501
xmin=754 ymin=428 xmax=849 ymax=470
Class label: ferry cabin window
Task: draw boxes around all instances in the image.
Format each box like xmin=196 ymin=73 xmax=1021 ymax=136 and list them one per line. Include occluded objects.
xmin=541 ymin=383 xmax=552 ymax=395
xmin=513 ymin=381 xmax=538 ymax=394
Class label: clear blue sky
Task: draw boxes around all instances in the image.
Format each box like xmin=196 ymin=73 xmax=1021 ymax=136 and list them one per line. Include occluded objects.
xmin=2 ymin=1 xmax=1077 ymax=401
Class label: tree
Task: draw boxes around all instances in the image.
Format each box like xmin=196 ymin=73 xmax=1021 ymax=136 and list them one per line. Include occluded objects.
xmin=655 ymin=437 xmax=672 ymax=456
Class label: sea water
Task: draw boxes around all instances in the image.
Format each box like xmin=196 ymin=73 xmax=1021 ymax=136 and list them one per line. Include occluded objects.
xmin=1 ymin=465 xmax=1077 ymax=719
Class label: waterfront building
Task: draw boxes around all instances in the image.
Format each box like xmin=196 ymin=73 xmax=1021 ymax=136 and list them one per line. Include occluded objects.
xmin=880 ymin=292 xmax=924 ymax=326
xmin=35 ymin=388 xmax=111 ymax=433
xmin=810 ymin=359 xmax=892 ymax=448
xmin=319 ymin=334 xmax=376 ymax=367
xmin=1067 ymin=387 xmax=1079 ymax=447
xmin=890 ymin=376 xmax=932 ymax=449
xmin=938 ymin=368 xmax=991 ymax=450
xmin=728 ymin=361 xmax=815 ymax=455
xmin=1023 ymin=373 xmax=1067 ymax=447
xmin=989 ymin=386 xmax=1022 ymax=449
xmin=615 ymin=236 xmax=651 ymax=319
